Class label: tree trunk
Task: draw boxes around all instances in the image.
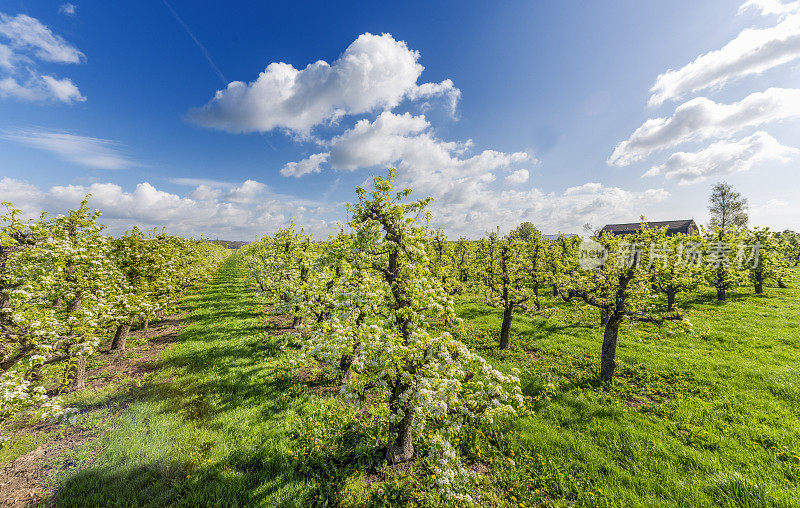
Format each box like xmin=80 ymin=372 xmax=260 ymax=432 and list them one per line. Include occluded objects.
xmin=386 ymin=401 xmax=414 ymax=463
xmin=142 ymin=319 xmax=149 ymax=330
xmin=600 ymin=308 xmax=612 ymax=327
xmin=600 ymin=319 xmax=620 ymax=381
xmin=111 ymin=323 xmax=130 ymax=351
xmin=339 ymin=353 xmax=354 ymax=385
xmin=68 ymin=296 xmax=81 ymax=312
xmin=666 ymin=288 xmax=676 ymax=312
xmin=292 ymin=316 xmax=301 ymax=328
xmin=717 ymin=289 xmax=726 ymax=302
xmin=69 ymin=356 xmax=86 ymax=390
xmin=755 ymin=282 xmax=763 ymax=294
xmin=499 ymin=305 xmax=514 ymax=349
xmin=553 ymin=285 xmax=559 ymax=297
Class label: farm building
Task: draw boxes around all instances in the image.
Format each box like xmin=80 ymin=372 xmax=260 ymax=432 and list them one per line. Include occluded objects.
xmin=600 ymin=219 xmax=699 ymax=237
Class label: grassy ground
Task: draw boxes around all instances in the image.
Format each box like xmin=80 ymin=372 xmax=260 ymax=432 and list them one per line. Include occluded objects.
xmin=48 ymin=257 xmax=327 ymax=506
xmin=453 ymin=276 xmax=800 ymax=507
xmin=5 ymin=258 xmax=798 ymax=507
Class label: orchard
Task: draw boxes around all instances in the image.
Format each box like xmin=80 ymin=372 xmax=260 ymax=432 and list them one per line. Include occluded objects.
xmin=2 ymin=173 xmax=798 ymax=506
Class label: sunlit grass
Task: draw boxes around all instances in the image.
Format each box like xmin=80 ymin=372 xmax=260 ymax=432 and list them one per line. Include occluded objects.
xmin=48 ymin=260 xmax=800 ymax=507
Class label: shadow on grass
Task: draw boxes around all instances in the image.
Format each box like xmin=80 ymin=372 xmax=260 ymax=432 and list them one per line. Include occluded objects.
xmin=49 ymin=258 xmax=355 ymax=507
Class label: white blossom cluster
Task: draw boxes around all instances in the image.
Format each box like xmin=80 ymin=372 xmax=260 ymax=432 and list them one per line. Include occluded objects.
xmin=239 ymin=172 xmax=523 ymax=502
xmin=0 ymin=200 xmax=229 ymax=441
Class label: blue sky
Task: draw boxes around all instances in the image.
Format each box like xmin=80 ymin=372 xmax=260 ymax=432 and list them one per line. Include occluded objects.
xmin=1 ymin=0 xmax=798 ymax=239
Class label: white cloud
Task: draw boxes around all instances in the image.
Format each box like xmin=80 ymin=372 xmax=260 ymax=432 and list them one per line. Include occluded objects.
xmin=0 ymin=44 xmax=14 ymax=70
xmin=1 ymin=129 xmax=134 ymax=169
xmin=0 ymin=177 xmax=335 ymax=239
xmin=0 ymin=13 xmax=83 ymax=64
xmin=41 ymin=75 xmax=84 ymax=102
xmin=564 ymin=182 xmax=604 ymax=195
xmin=275 ymin=110 xmax=669 ymax=237
xmin=739 ymin=0 xmax=799 ymax=17
xmin=0 ymin=175 xmax=673 ymax=240
xmin=504 ymin=169 xmax=529 ymax=185
xmin=648 ymin=13 xmax=800 ymax=106
xmin=280 ymin=111 xmax=540 ymax=236
xmin=428 ymin=182 xmax=671 ymax=238
xmin=58 ymin=4 xmax=77 ymax=17
xmin=327 ymin=112 xmax=433 ymax=170
xmin=644 ymin=131 xmax=799 ymax=184
xmin=406 ymin=79 xmax=461 ymax=115
xmin=188 ymin=33 xmax=460 ymax=135
xmin=190 ymin=185 xmax=222 ymax=201
xmin=0 ymin=12 xmax=85 ymax=103
xmin=609 ymin=88 xmax=800 ymax=166
xmin=280 ymin=152 xmax=329 ymax=178
xmin=223 ymin=179 xmax=266 ymax=203
xmin=0 ymin=74 xmax=85 ymax=103
xmin=169 ymin=177 xmax=235 ymax=188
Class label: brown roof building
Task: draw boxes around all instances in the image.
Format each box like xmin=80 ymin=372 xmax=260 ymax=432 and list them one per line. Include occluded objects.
xmin=601 ymin=219 xmax=698 ymax=237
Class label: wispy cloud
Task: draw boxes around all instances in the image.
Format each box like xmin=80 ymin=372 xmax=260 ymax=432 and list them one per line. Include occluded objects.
xmin=1 ymin=129 xmax=135 ymax=169
xmin=58 ymin=4 xmax=77 ymax=17
xmin=643 ymin=131 xmax=799 ymax=184
xmin=648 ymin=11 xmax=800 ymax=106
xmin=0 ymin=12 xmax=85 ymax=103
xmin=609 ymin=88 xmax=800 ymax=166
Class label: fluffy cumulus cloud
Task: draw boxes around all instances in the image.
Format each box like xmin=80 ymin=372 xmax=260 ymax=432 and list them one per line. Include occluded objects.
xmin=0 ymin=12 xmax=85 ymax=103
xmin=0 ymin=173 xmax=671 ymax=240
xmin=276 ymin=111 xmax=673 ymax=236
xmin=648 ymin=10 xmax=800 ymax=105
xmin=0 ymin=177 xmax=336 ymax=239
xmin=0 ymin=129 xmax=135 ymax=169
xmin=609 ymin=88 xmax=800 ymax=166
xmin=182 ymin=30 xmax=675 ymax=238
xmin=644 ymin=131 xmax=799 ymax=184
xmin=294 ymin=112 xmax=531 ymax=215
xmin=504 ymin=169 xmax=529 ymax=185
xmin=429 ymin=183 xmax=671 ymax=237
xmin=188 ymin=33 xmax=460 ymax=135
xmin=281 ymin=152 xmax=329 ymax=178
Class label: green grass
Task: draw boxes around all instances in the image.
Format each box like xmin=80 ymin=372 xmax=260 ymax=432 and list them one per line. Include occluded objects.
xmin=450 ymin=277 xmax=800 ymax=507
xmin=51 ymin=256 xmax=337 ymax=507
xmin=44 ymin=259 xmax=800 ymax=507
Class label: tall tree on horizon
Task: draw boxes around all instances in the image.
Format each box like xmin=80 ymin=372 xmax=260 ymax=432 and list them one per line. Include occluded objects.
xmin=708 ymin=182 xmax=749 ymax=231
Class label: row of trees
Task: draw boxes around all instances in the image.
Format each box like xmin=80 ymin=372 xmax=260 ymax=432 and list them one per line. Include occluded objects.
xmin=243 ymin=175 xmax=796 ymax=382
xmin=0 ymin=200 xmax=228 ymax=445
xmin=238 ymin=170 xmax=795 ymax=501
xmin=429 ymin=222 xmax=792 ymax=375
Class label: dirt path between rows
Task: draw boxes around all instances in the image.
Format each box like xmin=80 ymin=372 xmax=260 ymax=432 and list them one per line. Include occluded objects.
xmin=0 ymin=314 xmax=186 ymax=507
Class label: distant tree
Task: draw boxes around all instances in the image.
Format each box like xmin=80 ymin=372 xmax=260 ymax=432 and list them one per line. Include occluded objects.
xmin=566 ymin=230 xmax=682 ymax=380
xmin=451 ymin=237 xmax=474 ymax=286
xmin=708 ymin=182 xmax=749 ymax=231
xmin=522 ymin=227 xmax=550 ymax=311
xmin=745 ymin=228 xmax=785 ymax=295
xmin=551 ymin=234 xmax=582 ymax=300
xmin=639 ymin=226 xmax=702 ymax=312
xmin=778 ymin=230 xmax=800 ymax=267
xmin=514 ymin=221 xmax=537 ymax=241
xmin=477 ymin=230 xmax=529 ymax=349
xmin=427 ymin=229 xmax=455 ymax=292
xmin=583 ymin=223 xmax=602 ymax=237
xmin=702 ymin=227 xmax=747 ymax=302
